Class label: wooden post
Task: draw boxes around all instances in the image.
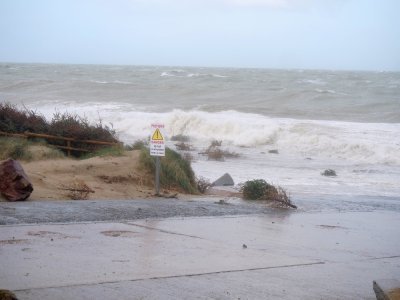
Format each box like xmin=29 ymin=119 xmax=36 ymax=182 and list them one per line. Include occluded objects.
xmin=67 ymin=140 xmax=71 ymax=157
xmin=155 ymin=156 xmax=160 ymax=196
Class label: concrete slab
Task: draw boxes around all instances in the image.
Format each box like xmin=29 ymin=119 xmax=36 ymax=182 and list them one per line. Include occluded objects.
xmin=1 ymin=210 xmax=399 ymax=299
xmin=0 ymin=219 xmax=317 ymax=291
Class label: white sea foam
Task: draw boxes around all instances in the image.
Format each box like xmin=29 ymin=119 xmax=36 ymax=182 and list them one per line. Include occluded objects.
xmin=36 ymin=103 xmax=399 ymax=166
xmin=161 ymin=70 xmax=228 ymax=78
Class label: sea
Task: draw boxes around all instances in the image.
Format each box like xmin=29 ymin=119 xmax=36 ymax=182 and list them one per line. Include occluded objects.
xmin=1 ymin=63 xmax=399 ymax=211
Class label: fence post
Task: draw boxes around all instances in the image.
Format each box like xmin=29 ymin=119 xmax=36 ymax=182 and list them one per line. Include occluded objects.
xmin=67 ymin=140 xmax=71 ymax=157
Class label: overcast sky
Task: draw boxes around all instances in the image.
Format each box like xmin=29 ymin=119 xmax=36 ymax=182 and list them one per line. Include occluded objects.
xmin=0 ymin=0 xmax=399 ymax=71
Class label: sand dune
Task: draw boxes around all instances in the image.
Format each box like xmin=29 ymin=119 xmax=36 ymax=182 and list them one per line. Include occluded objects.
xmin=4 ymin=150 xmax=158 ymax=201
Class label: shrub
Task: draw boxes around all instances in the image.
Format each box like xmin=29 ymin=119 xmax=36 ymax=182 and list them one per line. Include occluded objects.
xmin=241 ymin=179 xmax=296 ymax=208
xmin=196 ymin=177 xmax=211 ymax=194
xmin=241 ymin=179 xmax=274 ymax=200
xmin=0 ymin=103 xmax=47 ymax=134
xmin=0 ymin=103 xmax=120 ymax=157
xmin=139 ymin=147 xmax=198 ymax=194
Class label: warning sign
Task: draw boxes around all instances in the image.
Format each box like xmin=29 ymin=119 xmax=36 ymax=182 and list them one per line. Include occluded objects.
xmin=151 ymin=128 xmax=164 ymax=141
xmin=150 ymin=124 xmax=165 ymax=156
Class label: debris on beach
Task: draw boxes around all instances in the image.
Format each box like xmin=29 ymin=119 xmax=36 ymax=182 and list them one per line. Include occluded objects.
xmin=197 ymin=177 xmax=211 ymax=193
xmin=240 ymin=179 xmax=297 ymax=209
xmin=59 ymin=179 xmax=94 ymax=200
xmin=0 ymin=159 xmax=33 ymax=201
xmin=321 ymin=169 xmax=337 ymax=177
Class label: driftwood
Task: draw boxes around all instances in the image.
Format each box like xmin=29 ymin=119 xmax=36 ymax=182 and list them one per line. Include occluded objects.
xmin=154 ymin=193 xmax=178 ymax=199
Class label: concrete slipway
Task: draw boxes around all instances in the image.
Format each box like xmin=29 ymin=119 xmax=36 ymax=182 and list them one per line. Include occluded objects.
xmin=0 ymin=199 xmax=399 ymax=299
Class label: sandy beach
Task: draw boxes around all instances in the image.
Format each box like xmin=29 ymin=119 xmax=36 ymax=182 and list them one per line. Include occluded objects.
xmin=0 ymin=150 xmax=161 ymax=202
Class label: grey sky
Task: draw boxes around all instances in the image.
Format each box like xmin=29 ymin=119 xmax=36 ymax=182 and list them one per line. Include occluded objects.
xmin=0 ymin=0 xmax=399 ymax=71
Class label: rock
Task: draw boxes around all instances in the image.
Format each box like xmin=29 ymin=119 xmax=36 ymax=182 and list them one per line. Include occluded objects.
xmin=268 ymin=149 xmax=279 ymax=154
xmin=321 ymin=169 xmax=337 ymax=177
xmin=0 ymin=159 xmax=33 ymax=201
xmin=211 ymin=173 xmax=234 ymax=187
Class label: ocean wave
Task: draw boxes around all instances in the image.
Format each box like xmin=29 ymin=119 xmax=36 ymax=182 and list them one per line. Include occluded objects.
xmin=90 ymin=80 xmax=132 ymax=85
xmin=300 ymin=79 xmax=326 ymax=85
xmin=314 ymin=88 xmax=336 ymax=94
xmin=26 ymin=102 xmax=400 ymax=166
xmin=160 ymin=70 xmax=228 ymax=78
xmin=106 ymin=109 xmax=400 ymax=166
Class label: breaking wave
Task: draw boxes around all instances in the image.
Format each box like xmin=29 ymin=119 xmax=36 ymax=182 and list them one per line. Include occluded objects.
xmin=95 ymin=108 xmax=400 ymax=166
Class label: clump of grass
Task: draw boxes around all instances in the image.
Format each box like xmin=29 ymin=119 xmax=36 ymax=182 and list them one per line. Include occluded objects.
xmin=130 ymin=140 xmax=148 ymax=150
xmin=240 ymin=179 xmax=296 ymax=209
xmin=139 ymin=147 xmax=198 ymax=194
xmin=81 ymin=145 xmax=125 ymax=159
xmin=0 ymin=137 xmax=33 ymax=161
xmin=0 ymin=137 xmax=65 ymax=161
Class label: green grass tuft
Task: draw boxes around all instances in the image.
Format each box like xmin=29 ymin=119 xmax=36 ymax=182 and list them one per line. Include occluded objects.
xmin=81 ymin=145 xmax=125 ymax=159
xmin=139 ymin=147 xmax=198 ymax=194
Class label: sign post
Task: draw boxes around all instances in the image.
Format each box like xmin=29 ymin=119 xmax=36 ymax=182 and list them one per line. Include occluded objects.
xmin=150 ymin=124 xmax=165 ymax=195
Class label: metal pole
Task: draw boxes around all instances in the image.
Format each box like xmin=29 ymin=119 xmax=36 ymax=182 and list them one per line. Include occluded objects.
xmin=155 ymin=156 xmax=160 ymax=195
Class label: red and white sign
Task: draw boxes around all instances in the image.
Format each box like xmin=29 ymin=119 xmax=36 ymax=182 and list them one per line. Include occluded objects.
xmin=150 ymin=124 xmax=165 ymax=156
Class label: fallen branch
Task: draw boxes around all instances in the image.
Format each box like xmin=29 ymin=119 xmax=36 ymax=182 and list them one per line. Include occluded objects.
xmin=59 ymin=187 xmax=95 ymax=193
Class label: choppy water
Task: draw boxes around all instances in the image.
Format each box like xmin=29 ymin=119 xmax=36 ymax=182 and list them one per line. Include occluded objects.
xmin=1 ymin=63 xmax=399 ymax=202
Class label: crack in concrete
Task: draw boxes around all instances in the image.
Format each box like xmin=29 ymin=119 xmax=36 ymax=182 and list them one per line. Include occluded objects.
xmin=14 ymin=261 xmax=325 ymax=292
xmin=367 ymin=255 xmax=400 ymax=261
xmin=125 ymin=222 xmax=204 ymax=240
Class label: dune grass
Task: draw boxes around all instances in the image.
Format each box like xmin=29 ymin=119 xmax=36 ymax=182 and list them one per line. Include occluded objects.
xmin=139 ymin=145 xmax=198 ymax=194
xmin=0 ymin=137 xmax=65 ymax=161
